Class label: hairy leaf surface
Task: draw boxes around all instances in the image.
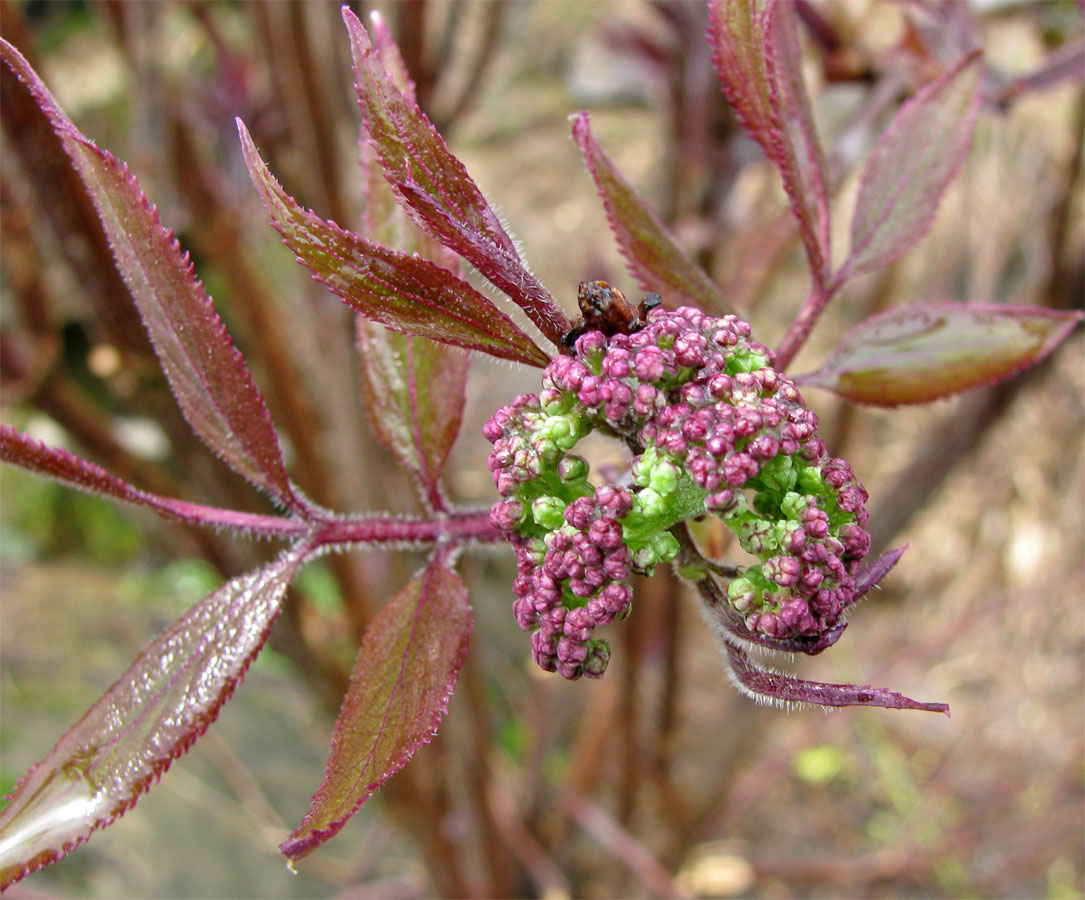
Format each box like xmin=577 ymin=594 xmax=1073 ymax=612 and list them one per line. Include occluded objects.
xmin=797 ymin=304 xmax=1083 ymax=405
xmin=708 ymin=0 xmax=831 ymax=286
xmin=0 ymin=41 xmax=308 ymax=514
xmin=724 ymin=643 xmax=950 ymax=715
xmin=281 ymin=559 xmax=472 ymax=861
xmin=843 ymin=52 xmax=983 ymax=280
xmin=239 ymin=121 xmax=550 ymax=367
xmin=572 ymin=111 xmax=730 ymax=314
xmin=357 ymin=323 xmax=469 ymax=508
xmin=344 ymin=9 xmax=569 ymax=346
xmin=0 ymin=425 xmax=308 ymax=538
xmin=0 ymin=547 xmax=309 ymax=889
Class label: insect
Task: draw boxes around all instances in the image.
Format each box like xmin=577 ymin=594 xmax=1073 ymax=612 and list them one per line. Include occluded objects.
xmin=562 ymin=280 xmax=662 ymax=348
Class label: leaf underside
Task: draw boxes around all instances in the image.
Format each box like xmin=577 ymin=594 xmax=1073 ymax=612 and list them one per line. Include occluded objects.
xmin=708 ymin=0 xmax=831 ymax=287
xmin=357 ymin=322 xmax=469 ymax=508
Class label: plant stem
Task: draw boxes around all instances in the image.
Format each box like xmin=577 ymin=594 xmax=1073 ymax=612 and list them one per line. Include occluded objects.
xmin=311 ymin=507 xmax=502 ymax=548
xmin=773 ymin=280 xmax=838 ymax=371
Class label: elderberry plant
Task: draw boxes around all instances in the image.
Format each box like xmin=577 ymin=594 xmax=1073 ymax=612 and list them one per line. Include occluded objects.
xmin=0 ymin=1 xmax=1081 ymax=891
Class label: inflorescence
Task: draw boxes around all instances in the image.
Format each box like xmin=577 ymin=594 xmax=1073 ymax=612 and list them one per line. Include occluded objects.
xmin=484 ymin=303 xmax=870 ymax=679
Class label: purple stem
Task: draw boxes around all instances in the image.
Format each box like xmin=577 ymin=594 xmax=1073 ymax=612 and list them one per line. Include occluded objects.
xmin=310 ymin=508 xmax=503 ymax=549
xmin=773 ymin=279 xmax=839 ymax=371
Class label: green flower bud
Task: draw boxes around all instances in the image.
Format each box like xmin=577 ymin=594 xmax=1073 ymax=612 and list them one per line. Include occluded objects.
xmin=541 ymin=390 xmax=576 ymax=416
xmin=632 ymin=445 xmax=660 ymax=487
xmin=531 ymin=437 xmax=562 ymax=465
xmin=532 ymin=495 xmax=567 ymax=531
xmin=781 ymin=491 xmax=812 ymax=520
xmin=635 ymin=487 xmax=666 ymax=520
xmin=538 ymin=413 xmax=587 ymax=451
xmin=649 ymin=459 xmax=681 ymax=496
xmin=557 ymin=454 xmax=589 ymax=483
xmin=651 ymin=531 xmax=680 ymax=564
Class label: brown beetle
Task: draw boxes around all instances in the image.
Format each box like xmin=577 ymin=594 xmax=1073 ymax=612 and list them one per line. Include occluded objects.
xmin=562 ymin=281 xmax=662 ymax=348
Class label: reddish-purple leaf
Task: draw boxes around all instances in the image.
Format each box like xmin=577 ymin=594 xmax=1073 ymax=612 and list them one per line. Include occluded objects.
xmin=708 ymin=0 xmax=831 ymax=287
xmin=357 ymin=321 xmax=469 ymax=510
xmin=0 ymin=425 xmax=308 ymax=539
xmin=764 ymin=2 xmax=831 ymax=282
xmin=281 ymin=559 xmax=471 ymax=861
xmin=344 ymin=9 xmax=570 ymax=348
xmin=796 ymin=303 xmax=1083 ymax=406
xmin=0 ymin=546 xmax=309 ymax=889
xmin=238 ymin=120 xmax=550 ymax=368
xmin=852 ymin=545 xmax=909 ymax=603
xmin=571 ymin=111 xmax=731 ymax=313
xmin=724 ymin=643 xmax=950 ymax=715
xmin=0 ymin=40 xmax=308 ymax=515
xmin=842 ymin=52 xmax=983 ymax=281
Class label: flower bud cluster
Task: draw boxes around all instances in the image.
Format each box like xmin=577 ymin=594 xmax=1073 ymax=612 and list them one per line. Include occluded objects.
xmin=484 ymin=392 xmax=683 ymax=679
xmin=485 ymin=304 xmax=871 ymax=677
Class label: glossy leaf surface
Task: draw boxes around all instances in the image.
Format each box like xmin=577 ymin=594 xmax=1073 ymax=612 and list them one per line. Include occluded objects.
xmin=797 ymin=304 xmax=1083 ymax=405
xmin=843 ymin=51 xmax=982 ymax=280
xmin=344 ymin=9 xmax=569 ymax=347
xmin=0 ymin=547 xmax=309 ymax=889
xmin=239 ymin=120 xmax=550 ymax=368
xmin=572 ymin=111 xmax=730 ymax=313
xmin=0 ymin=41 xmax=307 ymax=514
xmin=281 ymin=559 xmax=471 ymax=861
xmin=357 ymin=323 xmax=469 ymax=509
xmin=708 ymin=0 xmax=831 ymax=286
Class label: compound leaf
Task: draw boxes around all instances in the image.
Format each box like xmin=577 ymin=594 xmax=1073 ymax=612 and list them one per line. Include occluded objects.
xmin=345 ymin=9 xmax=569 ymax=346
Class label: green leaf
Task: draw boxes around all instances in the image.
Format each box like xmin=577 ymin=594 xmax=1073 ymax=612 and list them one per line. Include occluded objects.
xmin=797 ymin=304 xmax=1083 ymax=405
xmin=238 ymin=119 xmax=550 ymax=368
xmin=280 ymin=559 xmax=471 ymax=861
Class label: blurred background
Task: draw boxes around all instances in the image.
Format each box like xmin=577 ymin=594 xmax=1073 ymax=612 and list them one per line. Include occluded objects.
xmin=1 ymin=1 xmax=1082 ymax=897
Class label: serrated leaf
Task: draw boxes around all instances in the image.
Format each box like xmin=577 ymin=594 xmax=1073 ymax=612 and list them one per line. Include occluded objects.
xmin=708 ymin=0 xmax=831 ymax=286
xmin=0 ymin=40 xmax=308 ymax=515
xmin=238 ymin=120 xmax=550 ymax=368
xmin=843 ymin=51 xmax=982 ymax=280
xmin=0 ymin=425 xmax=309 ymax=538
xmin=344 ymin=9 xmax=570 ymax=347
xmin=571 ymin=111 xmax=731 ymax=313
xmin=764 ymin=2 xmax=831 ymax=283
xmin=281 ymin=559 xmax=471 ymax=861
xmin=0 ymin=547 xmax=309 ymax=889
xmin=357 ymin=322 xmax=469 ymax=508
xmin=797 ymin=304 xmax=1083 ymax=406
